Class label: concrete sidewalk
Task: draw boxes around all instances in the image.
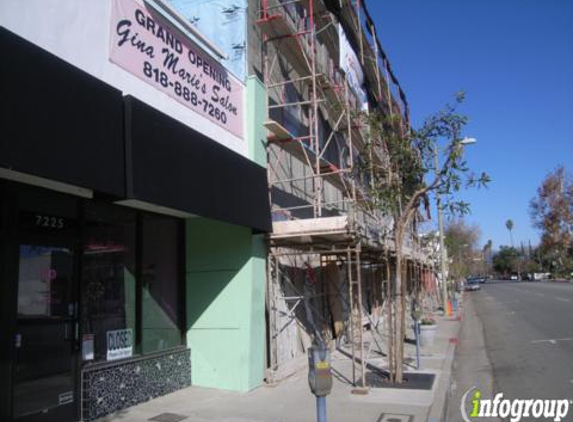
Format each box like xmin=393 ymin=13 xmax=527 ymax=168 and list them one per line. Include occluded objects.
xmin=95 ymin=308 xmax=463 ymax=422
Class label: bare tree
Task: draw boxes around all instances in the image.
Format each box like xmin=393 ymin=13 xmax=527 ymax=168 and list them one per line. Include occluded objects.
xmin=529 ymin=166 xmax=573 ymax=275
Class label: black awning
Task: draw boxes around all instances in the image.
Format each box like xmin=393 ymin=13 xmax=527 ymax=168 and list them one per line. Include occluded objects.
xmin=0 ymin=27 xmax=125 ymax=197
xmin=0 ymin=26 xmax=271 ymax=233
xmin=124 ymin=96 xmax=271 ymax=233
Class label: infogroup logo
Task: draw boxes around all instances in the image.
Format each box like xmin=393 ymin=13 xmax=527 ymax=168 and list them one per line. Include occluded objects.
xmin=460 ymin=387 xmax=572 ymax=422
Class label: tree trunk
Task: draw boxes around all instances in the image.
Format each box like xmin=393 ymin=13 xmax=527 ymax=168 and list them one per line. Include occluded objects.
xmin=393 ymin=248 xmax=404 ymax=382
xmin=400 ymin=261 xmax=407 ymax=371
xmin=386 ymin=256 xmax=394 ymax=382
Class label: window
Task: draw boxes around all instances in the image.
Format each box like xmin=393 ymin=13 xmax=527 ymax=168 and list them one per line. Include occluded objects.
xmin=77 ymin=203 xmax=184 ymax=362
xmin=81 ymin=204 xmax=137 ymax=362
xmin=18 ymin=245 xmax=74 ymax=318
xmin=141 ymin=214 xmax=182 ymax=353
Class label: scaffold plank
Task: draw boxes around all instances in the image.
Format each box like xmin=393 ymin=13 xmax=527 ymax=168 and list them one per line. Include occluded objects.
xmin=264 ymin=119 xmax=295 ymax=141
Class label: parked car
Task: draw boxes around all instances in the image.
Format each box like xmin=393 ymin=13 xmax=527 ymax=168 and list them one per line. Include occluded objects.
xmin=465 ymin=277 xmax=481 ymax=291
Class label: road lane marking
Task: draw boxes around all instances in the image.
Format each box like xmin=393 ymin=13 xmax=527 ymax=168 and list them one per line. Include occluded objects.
xmin=531 ymin=337 xmax=573 ymax=344
xmin=535 ymin=292 xmax=545 ymax=296
xmin=556 ymin=297 xmax=571 ymax=302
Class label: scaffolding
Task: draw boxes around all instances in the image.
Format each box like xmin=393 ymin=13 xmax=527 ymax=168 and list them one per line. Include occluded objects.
xmin=256 ymin=0 xmax=435 ymax=388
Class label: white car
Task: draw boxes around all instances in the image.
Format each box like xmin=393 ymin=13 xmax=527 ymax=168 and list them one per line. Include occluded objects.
xmin=465 ymin=278 xmax=481 ymax=291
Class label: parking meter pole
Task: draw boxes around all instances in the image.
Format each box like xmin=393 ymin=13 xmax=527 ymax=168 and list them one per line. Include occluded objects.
xmin=308 ymin=345 xmax=332 ymax=422
xmin=415 ymin=320 xmax=421 ymax=370
xmin=316 ymin=396 xmax=327 ymax=422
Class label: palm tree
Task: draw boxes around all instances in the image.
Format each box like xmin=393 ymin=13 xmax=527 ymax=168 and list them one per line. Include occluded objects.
xmin=506 ymin=219 xmax=514 ymax=247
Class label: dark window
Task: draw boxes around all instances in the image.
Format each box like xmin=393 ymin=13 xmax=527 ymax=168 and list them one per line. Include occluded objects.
xmin=17 ymin=245 xmax=74 ymax=318
xmin=141 ymin=214 xmax=182 ymax=353
xmin=81 ymin=203 xmax=137 ymax=362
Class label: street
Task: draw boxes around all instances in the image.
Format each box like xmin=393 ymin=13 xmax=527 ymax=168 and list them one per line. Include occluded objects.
xmin=449 ymin=281 xmax=573 ymax=420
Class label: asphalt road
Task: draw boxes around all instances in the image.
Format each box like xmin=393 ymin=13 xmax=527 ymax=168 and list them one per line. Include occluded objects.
xmin=448 ymin=281 xmax=573 ymax=421
xmin=473 ymin=280 xmax=573 ymax=401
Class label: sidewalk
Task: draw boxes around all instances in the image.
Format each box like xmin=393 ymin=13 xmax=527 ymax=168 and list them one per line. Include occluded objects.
xmin=446 ymin=292 xmax=500 ymax=422
xmin=95 ymin=308 xmax=463 ymax=422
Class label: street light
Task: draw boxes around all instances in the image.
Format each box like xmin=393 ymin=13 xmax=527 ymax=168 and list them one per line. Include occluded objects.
xmin=459 ymin=137 xmax=477 ymax=145
xmin=435 ymin=137 xmax=477 ymax=309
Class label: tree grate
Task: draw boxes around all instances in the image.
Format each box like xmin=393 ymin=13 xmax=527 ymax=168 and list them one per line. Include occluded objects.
xmin=377 ymin=414 xmax=413 ymax=422
xmin=149 ymin=413 xmax=188 ymax=422
xmin=359 ymin=371 xmax=435 ymax=390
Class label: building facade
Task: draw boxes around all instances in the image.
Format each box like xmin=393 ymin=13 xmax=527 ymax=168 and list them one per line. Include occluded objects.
xmin=252 ymin=0 xmax=435 ymax=385
xmin=0 ymin=1 xmax=270 ymax=421
xmin=1 ymin=0 xmax=437 ymax=421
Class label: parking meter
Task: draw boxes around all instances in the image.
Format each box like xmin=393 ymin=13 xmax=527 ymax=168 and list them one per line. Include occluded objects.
xmin=308 ymin=346 xmax=333 ymax=397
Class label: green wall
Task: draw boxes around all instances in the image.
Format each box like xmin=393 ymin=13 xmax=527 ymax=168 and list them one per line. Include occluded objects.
xmin=247 ymin=76 xmax=267 ymax=168
xmin=185 ymin=219 xmax=266 ymax=391
xmin=184 ymin=76 xmax=268 ymax=391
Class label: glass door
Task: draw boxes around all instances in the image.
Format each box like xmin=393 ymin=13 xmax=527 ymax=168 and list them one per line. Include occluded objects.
xmin=13 ymin=243 xmax=78 ymax=422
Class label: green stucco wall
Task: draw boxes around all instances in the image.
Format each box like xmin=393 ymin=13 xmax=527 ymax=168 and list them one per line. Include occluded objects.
xmin=247 ymin=76 xmax=267 ymax=168
xmin=185 ymin=218 xmax=266 ymax=391
xmin=184 ymin=76 xmax=268 ymax=392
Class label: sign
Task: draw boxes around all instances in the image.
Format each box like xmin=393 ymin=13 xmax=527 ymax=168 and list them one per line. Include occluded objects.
xmin=109 ymin=0 xmax=244 ymax=138
xmin=35 ymin=214 xmax=65 ymax=229
xmin=106 ymin=328 xmax=133 ymax=361
xmin=58 ymin=391 xmax=74 ymax=405
xmin=338 ymin=24 xmax=368 ymax=111
xmin=82 ymin=334 xmax=94 ymax=361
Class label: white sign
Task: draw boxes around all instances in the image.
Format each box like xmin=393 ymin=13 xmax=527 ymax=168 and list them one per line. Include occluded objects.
xmin=59 ymin=391 xmax=74 ymax=405
xmin=82 ymin=334 xmax=94 ymax=361
xmin=338 ymin=24 xmax=368 ymax=111
xmin=106 ymin=328 xmax=133 ymax=361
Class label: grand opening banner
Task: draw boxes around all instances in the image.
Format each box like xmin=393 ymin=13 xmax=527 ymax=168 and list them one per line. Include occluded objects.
xmin=109 ymin=0 xmax=243 ymax=138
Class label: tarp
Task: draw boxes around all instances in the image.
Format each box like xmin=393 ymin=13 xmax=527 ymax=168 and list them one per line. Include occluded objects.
xmin=338 ymin=23 xmax=368 ymax=111
xmin=167 ymin=0 xmax=247 ymax=81
xmin=325 ymin=262 xmax=345 ymax=339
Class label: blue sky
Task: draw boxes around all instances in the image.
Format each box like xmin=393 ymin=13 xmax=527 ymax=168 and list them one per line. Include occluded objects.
xmin=371 ymin=0 xmax=573 ymax=250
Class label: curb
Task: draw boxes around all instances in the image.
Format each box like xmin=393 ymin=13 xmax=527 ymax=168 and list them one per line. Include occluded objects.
xmin=426 ymin=306 xmax=464 ymax=422
xmin=540 ymin=279 xmax=573 ymax=284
